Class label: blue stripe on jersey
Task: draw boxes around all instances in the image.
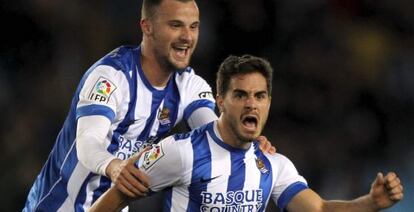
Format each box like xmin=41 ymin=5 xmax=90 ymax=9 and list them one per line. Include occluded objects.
xmin=163 ymin=187 xmax=173 ymax=211
xmin=183 ymin=99 xmax=215 ymax=121
xmin=137 ymin=89 xmax=165 ymax=141
xmin=186 ymin=124 xmax=212 ymax=211
xmin=92 ymin=176 xmax=111 ymax=204
xmin=74 ymin=173 xmax=94 ymax=212
xmin=155 ymin=73 xmax=180 ymax=138
xmin=254 ymin=143 xmax=274 ymax=212
xmin=277 ymin=181 xmax=308 ymax=210
xmin=227 ymin=151 xmax=246 ymax=193
xmin=76 ymin=104 xmax=115 ymax=122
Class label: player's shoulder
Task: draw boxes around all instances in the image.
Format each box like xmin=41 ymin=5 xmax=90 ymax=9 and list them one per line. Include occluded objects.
xmin=174 ymin=66 xmax=207 ymax=83
xmin=263 ymin=152 xmax=295 ymax=167
xmin=172 ymin=121 xmax=211 ymax=142
xmin=92 ymin=45 xmax=138 ymax=73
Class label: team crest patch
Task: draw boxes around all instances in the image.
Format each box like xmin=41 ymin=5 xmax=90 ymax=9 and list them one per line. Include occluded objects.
xmin=158 ymin=107 xmax=171 ymax=125
xmin=88 ymin=77 xmax=117 ymax=103
xmin=255 ymin=157 xmax=269 ymax=174
xmin=140 ymin=144 xmax=164 ymax=170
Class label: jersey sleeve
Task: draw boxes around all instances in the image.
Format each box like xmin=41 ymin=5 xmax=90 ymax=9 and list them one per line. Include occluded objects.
xmin=179 ymin=72 xmax=216 ymax=122
xmin=76 ymin=65 xmax=128 ymax=122
xmin=270 ymin=154 xmax=308 ymax=210
xmin=187 ymin=107 xmax=218 ymax=129
xmin=135 ymin=136 xmax=186 ymax=192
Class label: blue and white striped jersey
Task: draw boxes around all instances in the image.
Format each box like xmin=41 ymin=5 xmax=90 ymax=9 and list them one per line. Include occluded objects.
xmin=137 ymin=121 xmax=308 ymax=212
xmin=24 ymin=46 xmax=215 ymax=212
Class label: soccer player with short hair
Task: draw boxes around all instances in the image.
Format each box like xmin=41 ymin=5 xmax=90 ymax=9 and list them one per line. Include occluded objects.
xmin=89 ymin=55 xmax=404 ymax=212
xmin=23 ymin=0 xmax=275 ymax=211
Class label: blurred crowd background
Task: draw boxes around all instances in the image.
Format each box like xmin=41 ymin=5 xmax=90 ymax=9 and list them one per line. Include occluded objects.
xmin=1 ymin=0 xmax=413 ymax=211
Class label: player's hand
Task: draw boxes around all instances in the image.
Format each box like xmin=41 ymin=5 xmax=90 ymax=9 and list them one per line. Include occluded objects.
xmin=369 ymin=172 xmax=403 ymax=210
xmin=106 ymin=151 xmax=150 ymax=198
xmin=257 ymin=135 xmax=276 ymax=155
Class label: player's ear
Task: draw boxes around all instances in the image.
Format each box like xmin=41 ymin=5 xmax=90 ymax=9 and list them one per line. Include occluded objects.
xmin=216 ymin=94 xmax=224 ymax=113
xmin=140 ymin=19 xmax=153 ymax=35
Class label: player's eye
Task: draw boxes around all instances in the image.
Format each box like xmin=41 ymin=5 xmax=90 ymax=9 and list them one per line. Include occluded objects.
xmin=234 ymin=92 xmax=246 ymax=100
xmin=169 ymin=21 xmax=182 ymax=28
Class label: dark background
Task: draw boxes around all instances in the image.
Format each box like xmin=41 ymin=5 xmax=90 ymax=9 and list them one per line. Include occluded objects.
xmin=1 ymin=0 xmax=413 ymax=211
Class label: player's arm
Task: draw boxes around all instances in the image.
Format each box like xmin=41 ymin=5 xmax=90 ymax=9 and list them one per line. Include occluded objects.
xmin=77 ymin=116 xmax=149 ymax=198
xmin=89 ymin=186 xmax=129 ymax=212
xmin=76 ymin=115 xmax=114 ymax=176
xmin=286 ymin=172 xmax=404 ymax=212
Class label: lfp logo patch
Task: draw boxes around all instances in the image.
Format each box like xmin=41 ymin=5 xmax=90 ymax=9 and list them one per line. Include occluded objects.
xmin=138 ymin=144 xmax=164 ymax=170
xmin=88 ymin=77 xmax=117 ymax=103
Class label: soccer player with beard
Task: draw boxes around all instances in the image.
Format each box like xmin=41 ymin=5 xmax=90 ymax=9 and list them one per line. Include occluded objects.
xmin=89 ymin=55 xmax=403 ymax=212
xmin=23 ymin=0 xmax=275 ymax=211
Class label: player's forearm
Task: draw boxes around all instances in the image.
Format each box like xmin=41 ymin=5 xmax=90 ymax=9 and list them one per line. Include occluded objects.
xmin=77 ymin=133 xmax=116 ymax=175
xmin=77 ymin=115 xmax=116 ymax=176
xmin=89 ymin=187 xmax=130 ymax=212
xmin=323 ymin=195 xmax=378 ymax=212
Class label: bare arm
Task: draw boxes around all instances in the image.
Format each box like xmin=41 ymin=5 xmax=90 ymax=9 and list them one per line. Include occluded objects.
xmin=286 ymin=172 xmax=403 ymax=212
xmin=287 ymin=189 xmax=377 ymax=212
xmin=89 ymin=186 xmax=131 ymax=212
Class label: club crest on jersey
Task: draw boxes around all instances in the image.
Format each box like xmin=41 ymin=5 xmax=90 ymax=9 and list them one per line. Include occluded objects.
xmin=255 ymin=158 xmax=269 ymax=174
xmin=88 ymin=77 xmax=117 ymax=103
xmin=158 ymin=107 xmax=171 ymax=125
xmin=140 ymin=144 xmax=164 ymax=170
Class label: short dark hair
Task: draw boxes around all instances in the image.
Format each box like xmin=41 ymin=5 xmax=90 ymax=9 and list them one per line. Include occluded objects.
xmin=216 ymin=54 xmax=273 ymax=96
xmin=141 ymin=0 xmax=195 ymax=19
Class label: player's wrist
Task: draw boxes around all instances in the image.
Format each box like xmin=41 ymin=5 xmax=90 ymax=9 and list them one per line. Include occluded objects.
xmin=105 ymin=158 xmax=122 ymax=180
xmin=361 ymin=194 xmax=380 ymax=212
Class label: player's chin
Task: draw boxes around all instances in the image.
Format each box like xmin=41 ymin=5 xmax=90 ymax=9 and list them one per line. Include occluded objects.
xmin=170 ymin=60 xmax=189 ymax=71
xmin=241 ymin=132 xmax=260 ymax=142
xmin=169 ymin=55 xmax=191 ymax=70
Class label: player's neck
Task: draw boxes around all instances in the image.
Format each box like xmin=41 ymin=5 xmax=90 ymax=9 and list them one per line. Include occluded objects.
xmin=216 ymin=118 xmax=251 ymax=150
xmin=140 ymin=45 xmax=172 ymax=87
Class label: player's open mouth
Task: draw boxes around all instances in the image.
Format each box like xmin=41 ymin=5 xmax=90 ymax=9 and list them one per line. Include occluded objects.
xmin=241 ymin=115 xmax=258 ymax=131
xmin=172 ymin=45 xmax=189 ymax=60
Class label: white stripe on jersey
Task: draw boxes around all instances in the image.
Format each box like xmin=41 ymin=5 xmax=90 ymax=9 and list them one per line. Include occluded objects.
xmin=206 ymin=131 xmax=231 ymax=194
xmin=170 ymin=140 xmax=193 ymax=212
xmin=243 ymin=147 xmax=262 ymax=195
xmin=58 ymin=163 xmax=90 ymax=211
xmin=129 ymin=71 xmax=154 ymax=138
xmin=170 ymin=183 xmax=190 ymax=212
